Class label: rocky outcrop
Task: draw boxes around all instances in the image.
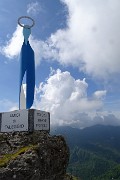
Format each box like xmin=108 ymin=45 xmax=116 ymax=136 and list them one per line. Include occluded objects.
xmin=0 ymin=131 xmax=70 ymax=180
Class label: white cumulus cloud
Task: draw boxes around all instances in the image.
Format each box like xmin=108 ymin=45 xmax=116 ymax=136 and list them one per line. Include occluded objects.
xmin=33 ymin=69 xmax=107 ymax=127
xmin=47 ymin=0 xmax=120 ymax=79
xmin=0 ymin=26 xmax=23 ymax=59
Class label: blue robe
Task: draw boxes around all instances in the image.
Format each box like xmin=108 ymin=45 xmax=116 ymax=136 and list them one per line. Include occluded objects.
xmin=19 ymin=40 xmax=35 ymax=109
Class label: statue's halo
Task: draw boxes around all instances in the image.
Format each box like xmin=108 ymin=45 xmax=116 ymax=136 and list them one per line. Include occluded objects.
xmin=18 ymin=16 xmax=35 ymax=29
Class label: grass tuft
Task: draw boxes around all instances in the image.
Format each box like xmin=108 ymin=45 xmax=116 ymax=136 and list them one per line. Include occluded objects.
xmin=0 ymin=144 xmax=38 ymax=168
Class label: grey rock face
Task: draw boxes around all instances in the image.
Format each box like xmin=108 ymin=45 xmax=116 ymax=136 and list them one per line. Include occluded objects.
xmin=0 ymin=131 xmax=70 ymax=180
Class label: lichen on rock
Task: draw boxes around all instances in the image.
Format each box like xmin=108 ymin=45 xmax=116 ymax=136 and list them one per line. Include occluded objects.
xmin=0 ymin=131 xmax=70 ymax=180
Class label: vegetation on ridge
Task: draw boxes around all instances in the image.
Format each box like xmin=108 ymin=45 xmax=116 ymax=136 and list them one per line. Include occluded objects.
xmin=53 ymin=125 xmax=120 ymax=180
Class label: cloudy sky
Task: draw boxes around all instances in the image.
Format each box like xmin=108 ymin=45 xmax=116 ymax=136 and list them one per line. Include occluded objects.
xmin=0 ymin=0 xmax=120 ymax=128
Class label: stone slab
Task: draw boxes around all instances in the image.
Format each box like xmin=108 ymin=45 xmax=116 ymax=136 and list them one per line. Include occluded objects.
xmin=34 ymin=109 xmax=50 ymax=131
xmin=0 ymin=109 xmax=50 ymax=133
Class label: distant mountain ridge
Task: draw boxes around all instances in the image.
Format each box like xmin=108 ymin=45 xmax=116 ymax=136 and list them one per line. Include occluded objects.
xmin=51 ymin=125 xmax=120 ymax=179
xmin=51 ymin=124 xmax=120 ymax=150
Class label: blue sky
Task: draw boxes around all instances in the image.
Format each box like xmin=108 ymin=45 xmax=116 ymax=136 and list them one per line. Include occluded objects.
xmin=0 ymin=0 xmax=120 ymax=128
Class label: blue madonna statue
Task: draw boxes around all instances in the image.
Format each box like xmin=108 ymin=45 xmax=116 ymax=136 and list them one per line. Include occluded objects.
xmin=18 ymin=16 xmax=35 ymax=109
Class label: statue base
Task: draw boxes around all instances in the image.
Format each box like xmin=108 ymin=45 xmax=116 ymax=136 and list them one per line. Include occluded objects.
xmin=0 ymin=109 xmax=50 ymax=133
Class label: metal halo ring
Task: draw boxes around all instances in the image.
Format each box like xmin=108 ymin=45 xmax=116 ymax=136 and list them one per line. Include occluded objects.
xmin=18 ymin=16 xmax=35 ymax=28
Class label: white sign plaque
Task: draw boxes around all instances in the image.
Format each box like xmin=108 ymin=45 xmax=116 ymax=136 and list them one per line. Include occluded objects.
xmin=1 ymin=110 xmax=28 ymax=132
xmin=34 ymin=110 xmax=50 ymax=131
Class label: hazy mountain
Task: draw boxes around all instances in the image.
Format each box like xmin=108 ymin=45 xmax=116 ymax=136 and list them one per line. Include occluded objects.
xmin=51 ymin=125 xmax=120 ymax=150
xmin=51 ymin=125 xmax=120 ymax=179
